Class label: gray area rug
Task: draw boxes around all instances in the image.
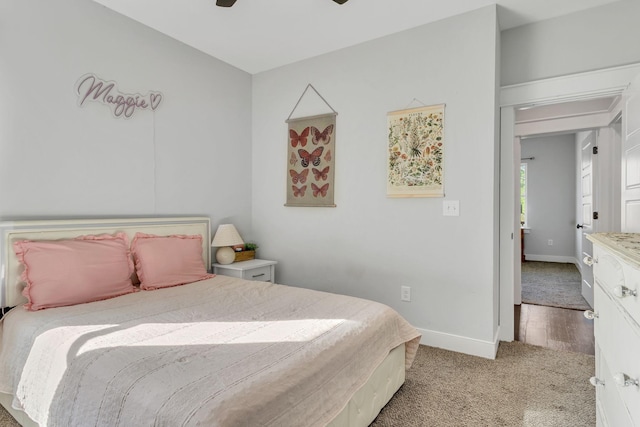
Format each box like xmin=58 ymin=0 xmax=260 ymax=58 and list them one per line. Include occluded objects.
xmin=521 ymin=261 xmax=591 ymax=310
xmin=0 ymin=342 xmax=595 ymax=427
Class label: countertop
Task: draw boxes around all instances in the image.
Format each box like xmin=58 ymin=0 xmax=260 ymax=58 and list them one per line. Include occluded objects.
xmin=587 ymin=233 xmax=640 ymax=269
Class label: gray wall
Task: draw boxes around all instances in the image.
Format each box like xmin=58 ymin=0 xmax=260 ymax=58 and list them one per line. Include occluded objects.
xmin=252 ymin=6 xmax=500 ymax=353
xmin=521 ymin=134 xmax=577 ymax=262
xmin=501 ymin=0 xmax=640 ymax=85
xmin=0 ymin=0 xmax=253 ymax=235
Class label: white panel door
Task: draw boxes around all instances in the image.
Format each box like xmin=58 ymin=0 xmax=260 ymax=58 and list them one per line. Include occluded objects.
xmin=579 ymin=131 xmax=596 ymax=308
xmin=622 ymin=72 xmax=640 ymax=232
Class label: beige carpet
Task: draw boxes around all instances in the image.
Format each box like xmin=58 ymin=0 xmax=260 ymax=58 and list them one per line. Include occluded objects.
xmin=371 ymin=341 xmax=595 ymax=426
xmin=0 ymin=342 xmax=594 ymax=427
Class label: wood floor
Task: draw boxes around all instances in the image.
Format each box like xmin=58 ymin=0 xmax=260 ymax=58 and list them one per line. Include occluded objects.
xmin=515 ymin=303 xmax=595 ymax=355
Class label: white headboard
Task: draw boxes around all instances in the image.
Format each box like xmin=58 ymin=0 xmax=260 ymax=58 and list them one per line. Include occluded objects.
xmin=0 ymin=217 xmax=211 ymax=308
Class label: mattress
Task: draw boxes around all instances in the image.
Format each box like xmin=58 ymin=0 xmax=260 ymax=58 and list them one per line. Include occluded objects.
xmin=0 ymin=276 xmax=420 ymax=426
xmin=0 ymin=344 xmax=406 ymax=427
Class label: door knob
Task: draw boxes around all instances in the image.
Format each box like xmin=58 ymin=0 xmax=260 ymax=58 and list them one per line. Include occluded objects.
xmin=576 ymin=224 xmax=584 ymax=229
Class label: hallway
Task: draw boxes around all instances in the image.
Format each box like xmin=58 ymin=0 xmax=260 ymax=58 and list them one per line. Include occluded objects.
xmin=515 ymin=303 xmax=594 ymax=355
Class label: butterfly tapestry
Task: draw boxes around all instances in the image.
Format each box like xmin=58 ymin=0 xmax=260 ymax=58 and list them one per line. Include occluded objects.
xmin=285 ymin=113 xmax=336 ymax=207
xmin=289 ymin=127 xmax=310 ymax=147
xmin=292 ymin=185 xmax=307 ymax=197
xmin=311 ymin=125 xmax=334 ymax=145
xmin=312 ymin=166 xmax=329 ymax=181
xmin=289 ymin=169 xmax=309 ymax=184
xmin=311 ymin=183 xmax=329 ymax=198
xmin=298 ymin=147 xmax=324 ymax=168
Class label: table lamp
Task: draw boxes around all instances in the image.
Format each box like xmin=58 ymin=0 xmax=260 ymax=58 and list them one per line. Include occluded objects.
xmin=211 ymin=224 xmax=244 ymax=265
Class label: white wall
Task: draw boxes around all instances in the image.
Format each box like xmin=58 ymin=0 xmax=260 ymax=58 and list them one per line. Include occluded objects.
xmin=0 ymin=0 xmax=253 ymax=234
xmin=252 ymin=6 xmax=500 ymax=357
xmin=501 ymin=0 xmax=640 ymax=85
xmin=521 ymin=134 xmax=577 ymax=262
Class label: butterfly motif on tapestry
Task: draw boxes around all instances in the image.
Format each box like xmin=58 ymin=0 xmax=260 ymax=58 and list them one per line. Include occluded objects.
xmin=312 ymin=166 xmax=329 ymax=181
xmin=324 ymin=149 xmax=332 ymax=162
xmin=311 ymin=183 xmax=329 ymax=197
xmin=289 ymin=127 xmax=310 ymax=148
xmin=292 ymin=185 xmax=307 ymax=197
xmin=289 ymin=169 xmax=309 ymax=184
xmin=289 ymin=152 xmax=298 ymax=166
xmin=298 ymin=147 xmax=324 ymax=168
xmin=311 ymin=125 xmax=334 ymax=145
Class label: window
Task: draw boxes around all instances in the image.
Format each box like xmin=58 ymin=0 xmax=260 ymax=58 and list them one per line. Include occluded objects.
xmin=520 ymin=163 xmax=528 ymax=227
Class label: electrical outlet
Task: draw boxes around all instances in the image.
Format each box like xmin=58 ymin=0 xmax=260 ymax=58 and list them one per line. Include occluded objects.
xmin=548 ymin=239 xmax=553 ymax=246
xmin=401 ymin=286 xmax=411 ymax=302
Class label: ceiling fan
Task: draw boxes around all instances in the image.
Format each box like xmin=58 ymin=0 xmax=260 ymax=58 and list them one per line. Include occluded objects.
xmin=216 ymin=0 xmax=347 ymax=6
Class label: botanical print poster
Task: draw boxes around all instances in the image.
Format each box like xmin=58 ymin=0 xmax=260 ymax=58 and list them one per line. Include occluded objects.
xmin=387 ymin=104 xmax=445 ymax=197
xmin=285 ymin=113 xmax=336 ymax=207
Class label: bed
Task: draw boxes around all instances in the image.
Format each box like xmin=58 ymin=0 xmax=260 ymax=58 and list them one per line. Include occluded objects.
xmin=0 ymin=217 xmax=420 ymax=427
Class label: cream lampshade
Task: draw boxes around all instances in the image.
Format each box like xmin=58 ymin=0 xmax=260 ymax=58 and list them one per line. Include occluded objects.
xmin=211 ymin=224 xmax=244 ymax=265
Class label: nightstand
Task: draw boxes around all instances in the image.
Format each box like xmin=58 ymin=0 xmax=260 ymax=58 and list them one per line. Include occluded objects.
xmin=212 ymin=259 xmax=277 ymax=283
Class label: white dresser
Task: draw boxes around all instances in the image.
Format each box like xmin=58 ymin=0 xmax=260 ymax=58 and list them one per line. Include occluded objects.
xmin=586 ymin=233 xmax=640 ymax=426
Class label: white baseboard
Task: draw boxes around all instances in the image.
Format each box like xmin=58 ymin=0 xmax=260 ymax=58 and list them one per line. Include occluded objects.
xmin=416 ymin=327 xmax=499 ymax=360
xmin=524 ymin=254 xmax=579 ymax=266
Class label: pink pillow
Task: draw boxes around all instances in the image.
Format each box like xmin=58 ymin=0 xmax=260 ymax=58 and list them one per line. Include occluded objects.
xmin=14 ymin=233 xmax=136 ymax=311
xmin=131 ymin=233 xmax=214 ymax=290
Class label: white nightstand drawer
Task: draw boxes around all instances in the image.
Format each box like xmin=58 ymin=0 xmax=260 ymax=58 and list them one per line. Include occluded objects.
xmin=243 ymin=266 xmax=271 ymax=282
xmin=213 ymin=259 xmax=277 ymax=284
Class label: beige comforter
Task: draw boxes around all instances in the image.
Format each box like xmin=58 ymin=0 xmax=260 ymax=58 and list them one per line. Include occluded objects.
xmin=0 ymin=276 xmax=420 ymax=427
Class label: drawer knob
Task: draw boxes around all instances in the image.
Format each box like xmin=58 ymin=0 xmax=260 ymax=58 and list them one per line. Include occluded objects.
xmin=583 ymin=256 xmax=597 ymax=267
xmin=589 ymin=376 xmax=605 ymax=387
xmin=613 ymin=373 xmax=639 ymax=388
xmin=613 ymin=285 xmax=637 ymax=298
xmin=583 ymin=310 xmax=598 ymax=320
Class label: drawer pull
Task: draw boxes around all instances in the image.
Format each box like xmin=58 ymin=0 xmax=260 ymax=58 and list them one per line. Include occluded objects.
xmin=252 ymin=273 xmax=265 ymax=278
xmin=613 ymin=285 xmax=637 ymax=298
xmin=613 ymin=373 xmax=639 ymax=388
xmin=583 ymin=256 xmax=597 ymax=267
xmin=589 ymin=377 xmax=605 ymax=387
xmin=583 ymin=310 xmax=598 ymax=320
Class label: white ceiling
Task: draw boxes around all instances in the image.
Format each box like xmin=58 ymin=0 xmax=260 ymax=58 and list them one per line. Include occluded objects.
xmin=93 ymin=0 xmax=621 ymax=74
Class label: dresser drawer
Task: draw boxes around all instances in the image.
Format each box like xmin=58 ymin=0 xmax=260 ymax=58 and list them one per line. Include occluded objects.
xmin=242 ymin=265 xmax=271 ymax=282
xmin=594 ymin=246 xmax=626 ymax=294
xmin=594 ymin=246 xmax=640 ymax=327
xmin=594 ymin=285 xmax=640 ymax=426
xmin=596 ymin=346 xmax=635 ymax=427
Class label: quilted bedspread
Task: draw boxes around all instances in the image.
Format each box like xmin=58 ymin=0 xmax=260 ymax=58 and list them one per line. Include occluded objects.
xmin=0 ymin=276 xmax=420 ymax=426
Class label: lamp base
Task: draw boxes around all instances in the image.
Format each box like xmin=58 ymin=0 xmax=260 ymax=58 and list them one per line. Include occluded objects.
xmin=215 ymin=246 xmax=236 ymax=265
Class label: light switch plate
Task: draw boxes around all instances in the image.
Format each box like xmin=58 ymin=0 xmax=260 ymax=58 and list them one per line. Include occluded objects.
xmin=443 ymin=200 xmax=460 ymax=216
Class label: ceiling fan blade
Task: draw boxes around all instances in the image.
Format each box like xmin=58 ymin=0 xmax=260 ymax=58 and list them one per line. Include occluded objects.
xmin=333 ymin=0 xmax=349 ymax=3
xmin=216 ymin=0 xmax=237 ymax=7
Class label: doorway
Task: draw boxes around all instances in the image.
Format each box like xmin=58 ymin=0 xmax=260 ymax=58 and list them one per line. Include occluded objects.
xmin=498 ymin=64 xmax=640 ymax=343
xmin=519 ymin=130 xmax=589 ymax=310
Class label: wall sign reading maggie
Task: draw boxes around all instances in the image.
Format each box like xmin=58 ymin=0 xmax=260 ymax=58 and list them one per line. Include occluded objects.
xmin=75 ymin=73 xmax=163 ymax=119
